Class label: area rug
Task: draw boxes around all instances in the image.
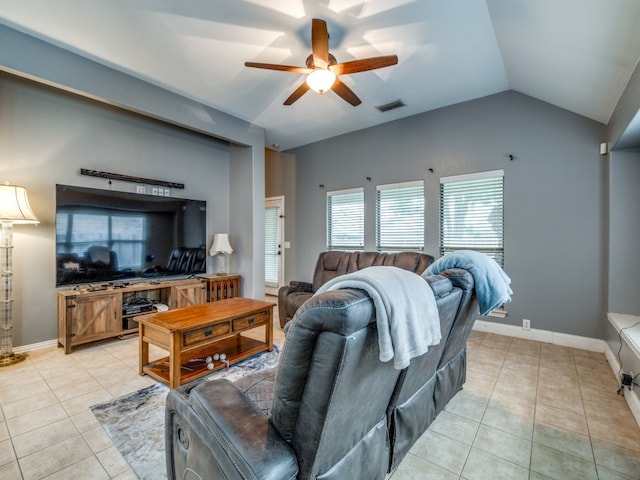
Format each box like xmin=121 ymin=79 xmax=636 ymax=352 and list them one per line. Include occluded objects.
xmin=91 ymin=345 xmax=281 ymax=480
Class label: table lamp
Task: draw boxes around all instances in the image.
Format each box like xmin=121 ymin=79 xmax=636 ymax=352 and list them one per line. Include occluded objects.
xmin=210 ymin=233 xmax=233 ymax=276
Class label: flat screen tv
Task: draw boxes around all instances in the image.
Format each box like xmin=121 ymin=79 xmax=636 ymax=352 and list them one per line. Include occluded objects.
xmin=56 ymin=184 xmax=207 ymax=287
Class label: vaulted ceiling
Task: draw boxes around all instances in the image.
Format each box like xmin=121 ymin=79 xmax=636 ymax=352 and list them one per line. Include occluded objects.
xmin=2 ymin=0 xmax=640 ymax=150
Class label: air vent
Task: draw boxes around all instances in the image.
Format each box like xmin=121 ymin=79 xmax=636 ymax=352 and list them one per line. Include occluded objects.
xmin=375 ymin=99 xmax=405 ymax=112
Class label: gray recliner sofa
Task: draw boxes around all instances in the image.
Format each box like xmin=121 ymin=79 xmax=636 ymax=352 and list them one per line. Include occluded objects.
xmin=165 ymin=267 xmax=478 ymax=480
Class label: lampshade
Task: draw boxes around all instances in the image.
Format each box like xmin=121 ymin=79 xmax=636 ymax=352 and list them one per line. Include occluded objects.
xmin=210 ymin=233 xmax=233 ymax=255
xmin=0 ymin=184 xmax=39 ymax=224
xmin=306 ymin=69 xmax=336 ymax=94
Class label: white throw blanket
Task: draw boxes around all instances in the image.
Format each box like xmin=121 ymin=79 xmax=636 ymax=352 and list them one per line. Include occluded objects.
xmin=315 ymin=266 xmax=440 ymax=369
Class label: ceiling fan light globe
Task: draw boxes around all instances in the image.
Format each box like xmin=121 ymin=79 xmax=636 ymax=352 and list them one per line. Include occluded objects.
xmin=306 ymin=69 xmax=336 ymax=94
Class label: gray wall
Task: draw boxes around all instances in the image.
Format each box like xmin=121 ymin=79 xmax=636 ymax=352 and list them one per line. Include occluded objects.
xmin=0 ymin=73 xmax=233 ymax=346
xmin=605 ymin=58 xmax=640 ymax=365
xmin=0 ymin=23 xmax=268 ymax=305
xmin=286 ymin=91 xmax=608 ymax=339
xmin=608 ymin=51 xmax=640 ymax=150
xmin=608 ymin=148 xmax=640 ymax=314
xmin=0 ymin=23 xmax=272 ymax=348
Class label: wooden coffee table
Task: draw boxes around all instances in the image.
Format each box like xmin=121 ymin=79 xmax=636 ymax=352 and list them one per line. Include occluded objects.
xmin=137 ymin=297 xmax=275 ymax=389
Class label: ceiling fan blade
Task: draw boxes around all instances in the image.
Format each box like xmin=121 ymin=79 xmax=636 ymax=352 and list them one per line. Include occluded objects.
xmin=332 ymin=78 xmax=361 ymax=106
xmin=329 ymin=55 xmax=399 ymax=75
xmin=284 ymin=82 xmax=310 ymax=105
xmin=245 ymin=62 xmax=312 ymax=74
xmin=311 ymin=18 xmax=329 ymax=69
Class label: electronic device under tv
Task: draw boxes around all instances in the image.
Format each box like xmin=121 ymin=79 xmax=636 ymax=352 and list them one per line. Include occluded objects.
xmin=55 ymin=184 xmax=207 ymax=287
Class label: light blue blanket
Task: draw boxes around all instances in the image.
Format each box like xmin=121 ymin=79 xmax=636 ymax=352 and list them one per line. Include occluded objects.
xmin=425 ymin=250 xmax=513 ymax=315
xmin=315 ymin=266 xmax=440 ymax=370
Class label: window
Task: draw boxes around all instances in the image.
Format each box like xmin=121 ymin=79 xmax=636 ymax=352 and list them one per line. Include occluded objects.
xmin=439 ymin=170 xmax=504 ymax=266
xmin=376 ymin=180 xmax=424 ymax=252
xmin=327 ymin=188 xmax=364 ymax=250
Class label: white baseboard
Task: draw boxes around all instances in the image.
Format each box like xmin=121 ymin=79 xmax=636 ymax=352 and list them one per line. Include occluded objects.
xmin=13 ymin=339 xmax=58 ymax=354
xmin=473 ymin=319 xmax=640 ymax=428
xmin=473 ymin=319 xmax=606 ymax=352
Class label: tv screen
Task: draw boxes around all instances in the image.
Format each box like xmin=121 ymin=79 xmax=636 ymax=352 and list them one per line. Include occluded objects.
xmin=55 ymin=184 xmax=207 ymax=286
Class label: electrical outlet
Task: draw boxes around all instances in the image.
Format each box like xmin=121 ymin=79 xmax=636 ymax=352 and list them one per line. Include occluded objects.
xmin=136 ymin=186 xmax=146 ymax=194
xmin=152 ymin=187 xmax=158 ymax=195
xmin=522 ymin=319 xmax=531 ymax=331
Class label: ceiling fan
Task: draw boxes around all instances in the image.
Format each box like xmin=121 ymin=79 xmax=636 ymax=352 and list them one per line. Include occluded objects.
xmin=245 ymin=18 xmax=398 ymax=106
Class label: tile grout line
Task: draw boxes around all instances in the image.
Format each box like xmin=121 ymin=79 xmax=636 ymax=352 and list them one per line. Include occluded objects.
xmin=1 ymin=400 xmax=21 ymax=479
xmin=528 ymin=338 xmax=541 ymax=478
xmin=573 ymin=348 xmax=600 ymax=479
xmin=459 ymin=332 xmax=509 ymax=478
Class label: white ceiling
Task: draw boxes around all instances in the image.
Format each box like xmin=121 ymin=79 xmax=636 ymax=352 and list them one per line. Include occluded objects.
xmin=2 ymin=0 xmax=640 ymax=151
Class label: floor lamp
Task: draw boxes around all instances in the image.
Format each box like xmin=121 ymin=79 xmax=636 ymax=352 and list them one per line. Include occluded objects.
xmin=0 ymin=183 xmax=39 ymax=367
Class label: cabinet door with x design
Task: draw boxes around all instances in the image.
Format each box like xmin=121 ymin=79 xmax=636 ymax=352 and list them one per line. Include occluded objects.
xmin=59 ymin=293 xmax=121 ymax=353
xmin=170 ymin=281 xmax=207 ymax=309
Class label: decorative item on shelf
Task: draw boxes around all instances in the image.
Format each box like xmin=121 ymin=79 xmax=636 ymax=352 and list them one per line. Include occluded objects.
xmin=0 ymin=182 xmax=39 ymax=367
xmin=189 ymin=352 xmax=229 ymax=371
xmin=209 ymin=233 xmax=233 ymax=276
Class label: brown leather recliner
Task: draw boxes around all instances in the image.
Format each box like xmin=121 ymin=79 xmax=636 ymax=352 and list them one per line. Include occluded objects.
xmin=277 ymin=251 xmax=434 ymax=328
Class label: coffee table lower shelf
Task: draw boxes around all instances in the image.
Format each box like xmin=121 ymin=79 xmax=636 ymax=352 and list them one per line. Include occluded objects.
xmin=142 ymin=335 xmax=268 ymax=386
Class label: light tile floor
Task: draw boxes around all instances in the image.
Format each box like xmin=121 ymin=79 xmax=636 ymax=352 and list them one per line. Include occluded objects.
xmin=389 ymin=331 xmax=640 ymax=480
xmin=1 ymin=325 xmax=639 ymax=479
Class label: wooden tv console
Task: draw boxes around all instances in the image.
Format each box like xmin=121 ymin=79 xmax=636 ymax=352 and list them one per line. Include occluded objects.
xmin=57 ymin=278 xmax=208 ymax=354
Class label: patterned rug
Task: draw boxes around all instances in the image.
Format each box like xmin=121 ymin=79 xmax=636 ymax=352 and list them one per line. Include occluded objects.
xmin=91 ymin=345 xmax=281 ymax=480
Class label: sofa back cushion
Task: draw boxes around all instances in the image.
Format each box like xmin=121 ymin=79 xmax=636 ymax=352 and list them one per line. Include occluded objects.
xmin=271 ymin=270 xmax=463 ymax=478
xmin=311 ymin=251 xmax=434 ymax=292
xmin=311 ymin=251 xmax=352 ymax=291
xmin=386 ymin=269 xmax=474 ymax=469
xmin=270 ymin=288 xmax=402 ymax=479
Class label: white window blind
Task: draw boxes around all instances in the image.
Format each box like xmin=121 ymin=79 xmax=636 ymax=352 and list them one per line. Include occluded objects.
xmin=376 ymin=180 xmax=424 ymax=252
xmin=327 ymin=188 xmax=364 ymax=250
xmin=264 ymin=205 xmax=280 ymax=286
xmin=439 ymin=170 xmax=504 ymax=266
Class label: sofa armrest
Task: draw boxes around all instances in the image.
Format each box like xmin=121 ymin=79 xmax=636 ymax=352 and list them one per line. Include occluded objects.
xmin=437 ymin=267 xmax=475 ymax=292
xmin=277 ymin=281 xmax=313 ymax=307
xmin=423 ymin=274 xmax=454 ymax=298
xmin=287 ymin=280 xmax=313 ymax=293
xmin=278 ymin=281 xmax=315 ymax=329
xmin=166 ymin=380 xmax=298 ymax=480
